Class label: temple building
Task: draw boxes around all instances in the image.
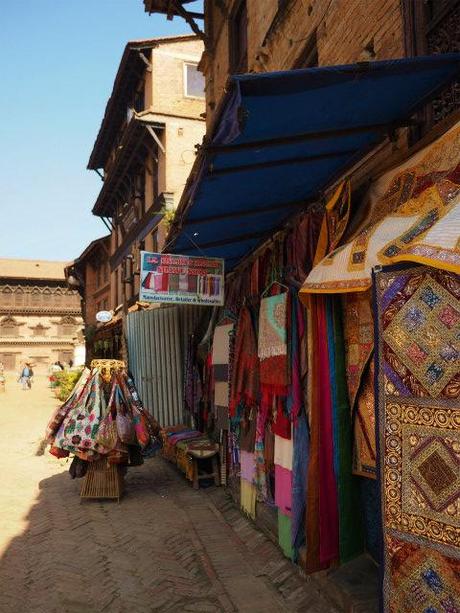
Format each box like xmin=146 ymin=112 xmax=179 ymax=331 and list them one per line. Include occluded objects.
xmin=0 ymin=259 xmax=83 ymax=372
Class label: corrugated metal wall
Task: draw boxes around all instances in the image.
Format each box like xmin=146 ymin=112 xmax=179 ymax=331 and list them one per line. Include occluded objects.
xmin=126 ymin=305 xmax=206 ymax=426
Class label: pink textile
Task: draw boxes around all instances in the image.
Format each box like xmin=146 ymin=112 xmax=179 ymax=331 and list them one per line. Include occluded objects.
xmin=240 ymin=450 xmax=256 ymax=482
xmin=275 ymin=464 xmax=292 ymax=517
xmin=317 ymin=301 xmax=339 ymax=566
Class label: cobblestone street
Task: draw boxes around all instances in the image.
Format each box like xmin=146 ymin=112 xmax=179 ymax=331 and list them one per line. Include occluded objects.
xmin=0 ymin=375 xmax=342 ymax=613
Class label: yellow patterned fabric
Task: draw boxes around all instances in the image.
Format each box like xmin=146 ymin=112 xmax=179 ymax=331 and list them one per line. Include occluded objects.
xmin=300 ymin=124 xmax=460 ymax=296
xmin=352 ymin=360 xmax=377 ymax=480
xmin=375 ymin=264 xmax=460 ymax=612
xmin=240 ymin=478 xmax=257 ymax=519
xmin=313 ymin=180 xmax=351 ymax=265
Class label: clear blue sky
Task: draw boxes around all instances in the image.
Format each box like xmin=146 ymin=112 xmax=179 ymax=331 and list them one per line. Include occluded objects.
xmin=0 ymin=0 xmax=201 ymax=262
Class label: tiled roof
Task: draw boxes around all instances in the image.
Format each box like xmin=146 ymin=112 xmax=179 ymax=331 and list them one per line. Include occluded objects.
xmin=0 ymin=258 xmax=67 ymax=280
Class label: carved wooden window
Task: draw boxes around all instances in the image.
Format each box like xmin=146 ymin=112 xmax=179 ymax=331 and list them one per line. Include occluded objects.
xmin=1 ymin=317 xmax=18 ymax=336
xmin=31 ymin=289 xmax=41 ymax=305
xmin=14 ymin=289 xmax=24 ymax=306
xmin=229 ymin=0 xmax=248 ymax=74
xmin=32 ymin=324 xmax=46 ymax=337
xmin=404 ymin=0 xmax=460 ymax=133
xmin=2 ymin=288 xmax=13 ymax=306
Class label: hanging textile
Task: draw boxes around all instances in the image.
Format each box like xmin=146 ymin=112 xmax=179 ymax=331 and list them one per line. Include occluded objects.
xmin=240 ymin=449 xmax=256 ymax=483
xmin=313 ymin=180 xmax=351 ymax=265
xmin=375 ymin=264 xmax=460 ymax=613
xmin=301 ymin=124 xmax=460 ymax=297
xmin=328 ymin=298 xmax=364 ymax=563
xmin=274 ymin=434 xmax=293 ymax=471
xmin=275 ymin=464 xmax=292 ymax=516
xmin=240 ymin=479 xmax=257 ymax=519
xmin=253 ymin=407 xmax=269 ymax=502
xmin=317 ymin=298 xmax=339 ymax=566
xmin=352 ymin=359 xmax=377 ymax=479
xmin=211 ymin=322 xmax=233 ymax=430
xmin=291 ymin=411 xmax=308 ymax=561
xmin=229 ymin=305 xmax=259 ymax=416
xmin=278 ymin=511 xmax=294 ymax=561
xmin=258 ymin=293 xmax=289 ymax=392
xmin=341 ymin=290 xmax=374 ymax=410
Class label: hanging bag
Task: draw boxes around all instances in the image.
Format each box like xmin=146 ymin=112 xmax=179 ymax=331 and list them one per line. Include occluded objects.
xmin=95 ymin=377 xmax=118 ymax=451
xmin=115 ymin=383 xmax=136 ymax=444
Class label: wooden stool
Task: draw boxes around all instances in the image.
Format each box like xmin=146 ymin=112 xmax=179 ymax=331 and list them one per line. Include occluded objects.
xmin=80 ymin=458 xmax=124 ymax=503
xmin=187 ymin=443 xmax=220 ymax=490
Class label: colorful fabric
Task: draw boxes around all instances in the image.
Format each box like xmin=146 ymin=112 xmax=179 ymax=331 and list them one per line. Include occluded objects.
xmin=254 ymin=408 xmax=269 ymax=502
xmin=274 ymin=434 xmax=293 ymax=471
xmin=375 ymin=264 xmax=460 ymax=613
xmin=212 ymin=323 xmax=233 ymax=430
xmin=275 ymin=464 xmax=292 ymax=517
xmin=240 ymin=478 xmax=256 ymax=519
xmin=317 ymin=299 xmax=339 ymax=566
xmin=258 ymin=293 xmax=289 ymax=389
xmin=53 ymin=372 xmax=106 ymax=457
xmin=278 ymin=511 xmax=294 ymax=561
xmin=301 ymin=124 xmax=460 ymax=296
xmin=313 ymin=180 xmax=351 ymax=265
xmin=291 ymin=411 xmax=308 ymax=560
xmin=229 ymin=306 xmax=259 ymax=416
xmin=385 ymin=535 xmax=460 ymax=613
xmin=341 ymin=290 xmax=374 ymax=410
xmin=240 ymin=449 xmax=255 ymax=482
xmin=352 ymin=359 xmax=377 ymax=479
xmin=328 ymin=298 xmax=364 ymax=563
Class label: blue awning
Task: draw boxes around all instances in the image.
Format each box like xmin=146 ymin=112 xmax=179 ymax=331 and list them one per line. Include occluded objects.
xmin=170 ymin=54 xmax=460 ymax=270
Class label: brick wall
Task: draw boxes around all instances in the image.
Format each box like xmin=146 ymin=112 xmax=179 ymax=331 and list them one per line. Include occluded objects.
xmin=203 ymin=0 xmax=406 ymax=129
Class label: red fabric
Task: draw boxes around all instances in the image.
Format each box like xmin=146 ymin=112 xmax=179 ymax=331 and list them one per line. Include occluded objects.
xmin=272 ymin=402 xmax=291 ymax=439
xmin=229 ymin=306 xmax=259 ymax=416
xmin=317 ymin=299 xmax=339 ymax=566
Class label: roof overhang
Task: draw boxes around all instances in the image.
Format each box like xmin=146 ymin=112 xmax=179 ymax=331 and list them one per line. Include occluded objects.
xmin=92 ymin=116 xmax=165 ymax=218
xmin=167 ymin=54 xmax=460 ymax=271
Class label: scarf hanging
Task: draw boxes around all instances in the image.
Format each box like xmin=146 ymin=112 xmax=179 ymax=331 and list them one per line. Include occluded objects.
xmin=229 ymin=306 xmax=259 ymax=416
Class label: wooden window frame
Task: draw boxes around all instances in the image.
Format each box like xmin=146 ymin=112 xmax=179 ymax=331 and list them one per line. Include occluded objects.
xmin=229 ymin=0 xmax=248 ymax=75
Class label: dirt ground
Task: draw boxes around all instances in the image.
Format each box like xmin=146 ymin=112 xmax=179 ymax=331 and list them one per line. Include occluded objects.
xmin=0 ymin=374 xmax=343 ymax=613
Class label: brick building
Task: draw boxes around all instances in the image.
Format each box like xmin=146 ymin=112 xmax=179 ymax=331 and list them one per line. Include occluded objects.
xmin=88 ymin=35 xmax=206 ymax=312
xmin=145 ymin=0 xmax=460 ymax=135
xmin=0 ymin=259 xmax=83 ymax=372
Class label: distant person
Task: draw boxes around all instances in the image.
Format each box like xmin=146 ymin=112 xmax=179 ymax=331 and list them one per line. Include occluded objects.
xmin=56 ymin=361 xmax=64 ymax=371
xmin=68 ymin=359 xmax=74 ymax=369
xmin=19 ymin=363 xmax=33 ymax=390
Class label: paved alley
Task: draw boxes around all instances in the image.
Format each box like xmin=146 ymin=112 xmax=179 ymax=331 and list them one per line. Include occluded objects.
xmin=0 ymin=375 xmax=341 ymax=613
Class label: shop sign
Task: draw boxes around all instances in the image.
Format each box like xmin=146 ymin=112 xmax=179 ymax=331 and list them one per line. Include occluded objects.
xmin=96 ymin=310 xmax=113 ymax=323
xmin=140 ymin=251 xmax=225 ymax=306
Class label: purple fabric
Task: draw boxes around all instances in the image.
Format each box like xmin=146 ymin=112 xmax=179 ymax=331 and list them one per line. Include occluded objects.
xmin=383 ymin=361 xmax=411 ymax=397
xmin=380 ymin=274 xmax=408 ymax=311
xmin=168 ymin=431 xmax=202 ymax=446
xmin=240 ymin=450 xmax=256 ymax=482
xmin=275 ymin=464 xmax=292 ymax=517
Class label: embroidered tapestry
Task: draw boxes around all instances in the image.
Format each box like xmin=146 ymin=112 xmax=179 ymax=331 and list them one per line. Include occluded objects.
xmin=342 ymin=290 xmax=374 ymax=409
xmin=352 ymin=359 xmax=377 ymax=479
xmin=301 ymin=123 xmax=460 ymax=297
xmin=258 ymin=293 xmax=289 ymax=387
xmin=375 ymin=264 xmax=460 ymax=612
